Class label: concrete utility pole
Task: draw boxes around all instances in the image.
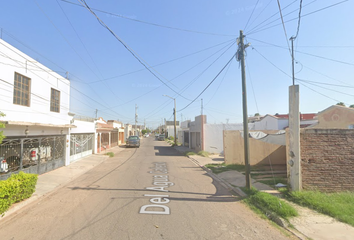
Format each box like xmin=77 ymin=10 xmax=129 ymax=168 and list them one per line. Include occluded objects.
xmin=289 ymin=36 xmax=302 ymax=191
xmin=163 ymin=95 xmax=177 ymax=146
xmin=237 ymin=30 xmax=251 ymax=190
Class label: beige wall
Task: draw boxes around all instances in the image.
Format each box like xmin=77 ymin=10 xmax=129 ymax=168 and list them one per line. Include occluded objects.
xmin=312 ymin=106 xmax=354 ymax=129
xmin=224 ymin=130 xmax=286 ymax=166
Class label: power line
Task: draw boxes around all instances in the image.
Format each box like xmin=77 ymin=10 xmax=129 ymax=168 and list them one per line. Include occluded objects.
xmin=246 ymin=0 xmax=298 ymax=35
xmin=251 ymin=47 xmax=291 ymax=78
xmin=300 ymin=64 xmax=354 ymax=87
xmin=296 ymin=78 xmax=354 ymax=89
xmin=102 ymin=40 xmax=236 ymax=111
xmin=205 ymin=59 xmax=232 ymax=107
xmin=246 ymin=59 xmax=260 ymax=114
xmin=276 ymin=0 xmax=291 ymax=56
xmin=297 ymin=81 xmax=347 ymax=105
xmin=247 ymin=0 xmax=273 ymax=32
xmin=293 ymin=0 xmax=303 ymax=39
xmin=78 ymin=0 xmax=189 ymax=101
xmin=248 ymin=38 xmax=354 ymax=66
xmin=61 ymin=0 xmax=236 ymax=37
xmin=87 ymin=38 xmax=236 ymax=84
xmin=178 ymin=53 xmax=236 ymax=112
xmin=247 ymin=0 xmax=349 ymax=35
xmin=244 ymin=0 xmax=261 ymax=31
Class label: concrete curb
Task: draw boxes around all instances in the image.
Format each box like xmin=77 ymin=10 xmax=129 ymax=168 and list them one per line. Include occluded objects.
xmin=1 ymin=154 xmax=110 ymax=221
xmin=187 ymin=155 xmax=247 ymax=198
xmin=183 ymin=154 xmax=308 ymax=239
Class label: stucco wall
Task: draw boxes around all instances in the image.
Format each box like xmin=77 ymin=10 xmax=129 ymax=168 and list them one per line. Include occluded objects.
xmin=224 ymin=130 xmax=286 ymax=166
xmin=0 ymin=39 xmax=71 ymax=126
xmin=313 ymin=106 xmax=354 ymax=129
xmin=204 ymin=123 xmax=244 ymax=154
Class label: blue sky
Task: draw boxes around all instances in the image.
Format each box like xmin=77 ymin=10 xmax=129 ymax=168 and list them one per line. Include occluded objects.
xmin=1 ymin=0 xmax=353 ymax=129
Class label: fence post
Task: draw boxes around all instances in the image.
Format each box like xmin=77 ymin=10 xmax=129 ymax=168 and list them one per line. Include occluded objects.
xmin=20 ymin=139 xmax=24 ymax=170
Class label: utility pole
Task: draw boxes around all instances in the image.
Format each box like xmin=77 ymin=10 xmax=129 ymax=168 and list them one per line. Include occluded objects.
xmin=290 ymin=37 xmax=295 ymax=86
xmin=237 ymin=30 xmax=251 ymax=190
xmin=135 ymin=104 xmax=138 ymax=136
xmin=95 ymin=109 xmax=98 ymax=119
xmin=201 ymin=98 xmax=203 ymax=115
xmin=163 ymin=95 xmax=177 ymax=146
xmin=289 ymin=36 xmax=302 ymax=191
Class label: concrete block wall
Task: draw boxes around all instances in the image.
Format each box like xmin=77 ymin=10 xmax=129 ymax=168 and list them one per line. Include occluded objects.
xmin=300 ymin=129 xmax=354 ymax=192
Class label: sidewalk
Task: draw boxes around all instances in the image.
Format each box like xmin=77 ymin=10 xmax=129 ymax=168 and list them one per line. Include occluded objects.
xmin=1 ymin=145 xmax=126 ymax=221
xmin=174 ymin=145 xmax=354 ymax=240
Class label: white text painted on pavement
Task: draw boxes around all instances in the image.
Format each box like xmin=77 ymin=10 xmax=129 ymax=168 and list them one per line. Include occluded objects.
xmin=139 ymin=162 xmax=174 ymax=215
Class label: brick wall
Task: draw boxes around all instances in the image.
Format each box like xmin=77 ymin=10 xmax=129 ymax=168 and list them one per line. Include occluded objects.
xmin=301 ymin=129 xmax=354 ymax=192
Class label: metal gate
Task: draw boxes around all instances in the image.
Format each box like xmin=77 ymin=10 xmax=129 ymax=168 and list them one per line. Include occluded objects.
xmin=0 ymin=136 xmax=65 ymax=180
xmin=70 ymin=133 xmax=94 ymax=163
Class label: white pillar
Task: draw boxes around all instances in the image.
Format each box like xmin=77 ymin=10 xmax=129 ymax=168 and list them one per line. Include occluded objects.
xmin=65 ymin=128 xmax=71 ymax=166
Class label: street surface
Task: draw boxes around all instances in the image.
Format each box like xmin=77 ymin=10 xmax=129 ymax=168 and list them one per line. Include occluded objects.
xmin=0 ymin=137 xmax=291 ymax=239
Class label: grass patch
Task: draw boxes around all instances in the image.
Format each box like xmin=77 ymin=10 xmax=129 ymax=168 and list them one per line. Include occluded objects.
xmin=243 ymin=188 xmax=298 ymax=221
xmin=282 ymin=190 xmax=354 ymax=227
xmin=205 ymin=163 xmax=246 ymax=174
xmin=257 ymin=177 xmax=288 ymax=187
xmin=197 ymin=151 xmax=210 ymax=157
xmin=184 ymin=151 xmax=197 ymax=156
xmin=105 ymin=152 xmax=114 ymax=157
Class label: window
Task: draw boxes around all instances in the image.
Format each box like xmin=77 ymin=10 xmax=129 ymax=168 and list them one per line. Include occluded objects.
xmin=348 ymin=125 xmax=354 ymax=129
xmin=13 ymin=72 xmax=31 ymax=106
xmin=50 ymin=88 xmax=60 ymax=113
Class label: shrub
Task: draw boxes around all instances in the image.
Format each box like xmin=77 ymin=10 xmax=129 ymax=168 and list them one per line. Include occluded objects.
xmin=0 ymin=172 xmax=38 ymax=216
xmin=197 ymin=151 xmax=209 ymax=157
xmin=169 ymin=136 xmax=174 ymax=140
xmin=185 ymin=151 xmax=196 ymax=156
xmin=105 ymin=152 xmax=114 ymax=157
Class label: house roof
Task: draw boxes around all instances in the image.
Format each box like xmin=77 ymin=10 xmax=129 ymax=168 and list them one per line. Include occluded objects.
xmin=318 ymin=105 xmax=354 ymax=115
xmin=271 ymin=113 xmax=317 ymax=120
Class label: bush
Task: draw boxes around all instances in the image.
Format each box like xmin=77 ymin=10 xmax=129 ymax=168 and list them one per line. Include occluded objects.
xmin=105 ymin=152 xmax=114 ymax=157
xmin=197 ymin=151 xmax=209 ymax=157
xmin=169 ymin=136 xmax=174 ymax=140
xmin=185 ymin=151 xmax=196 ymax=156
xmin=0 ymin=172 xmax=38 ymax=216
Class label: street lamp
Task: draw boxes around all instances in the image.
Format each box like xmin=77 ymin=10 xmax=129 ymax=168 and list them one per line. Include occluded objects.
xmin=163 ymin=95 xmax=177 ymax=146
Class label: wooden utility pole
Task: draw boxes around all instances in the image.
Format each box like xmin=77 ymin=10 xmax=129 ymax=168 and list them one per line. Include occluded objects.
xmin=238 ymin=30 xmax=251 ymax=189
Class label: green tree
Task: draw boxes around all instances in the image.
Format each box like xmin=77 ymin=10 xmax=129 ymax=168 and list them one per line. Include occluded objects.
xmin=336 ymin=102 xmax=345 ymax=106
xmin=254 ymin=113 xmax=260 ymax=116
xmin=0 ymin=111 xmax=5 ymax=144
xmin=349 ymin=104 xmax=354 ymax=108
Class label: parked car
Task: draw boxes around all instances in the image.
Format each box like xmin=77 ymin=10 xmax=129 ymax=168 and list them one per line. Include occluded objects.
xmin=158 ymin=134 xmax=165 ymax=141
xmin=126 ymin=136 xmax=140 ymax=148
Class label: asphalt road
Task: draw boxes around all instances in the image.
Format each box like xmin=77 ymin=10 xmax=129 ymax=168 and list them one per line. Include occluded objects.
xmin=0 ymin=137 xmax=291 ymax=240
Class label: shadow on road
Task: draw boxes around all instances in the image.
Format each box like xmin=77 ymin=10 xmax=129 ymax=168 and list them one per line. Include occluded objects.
xmin=154 ymin=146 xmax=184 ymax=156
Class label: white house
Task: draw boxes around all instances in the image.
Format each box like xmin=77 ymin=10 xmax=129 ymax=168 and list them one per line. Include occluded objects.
xmin=252 ymin=114 xmax=318 ymax=130
xmin=70 ymin=114 xmax=96 ymax=163
xmin=0 ymin=39 xmax=73 ymax=179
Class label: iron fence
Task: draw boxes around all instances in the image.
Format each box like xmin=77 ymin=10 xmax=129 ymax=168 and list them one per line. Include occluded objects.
xmin=0 ymin=136 xmax=65 ymax=180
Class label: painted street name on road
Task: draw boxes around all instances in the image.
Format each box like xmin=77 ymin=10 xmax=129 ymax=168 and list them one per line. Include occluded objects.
xmin=139 ymin=162 xmax=174 ymax=215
